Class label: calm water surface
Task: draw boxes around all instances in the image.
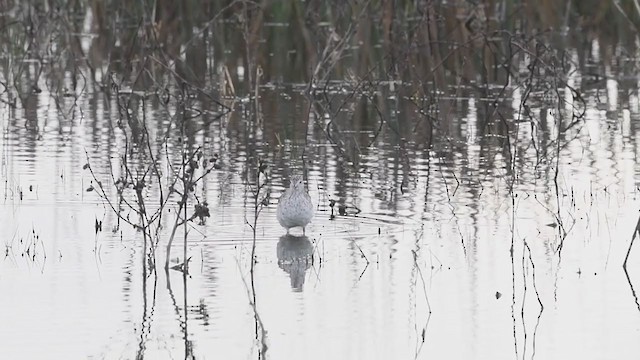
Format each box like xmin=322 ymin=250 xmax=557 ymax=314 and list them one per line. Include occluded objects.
xmin=3 ymin=57 xmax=640 ymax=360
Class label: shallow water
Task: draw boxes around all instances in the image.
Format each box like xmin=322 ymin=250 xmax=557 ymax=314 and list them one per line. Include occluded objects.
xmin=3 ymin=76 xmax=640 ymax=359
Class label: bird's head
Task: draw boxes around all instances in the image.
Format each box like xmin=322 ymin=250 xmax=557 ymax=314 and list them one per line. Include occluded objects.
xmin=290 ymin=175 xmax=305 ymax=190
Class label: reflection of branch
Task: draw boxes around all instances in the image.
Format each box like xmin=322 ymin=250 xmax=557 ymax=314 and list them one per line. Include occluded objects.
xmin=510 ymin=219 xmax=519 ymax=359
xmin=522 ymin=241 xmax=544 ymax=360
xmin=182 ymin=271 xmax=193 ymax=359
xmin=411 ymin=250 xmax=432 ymax=312
xmin=624 ymin=265 xmax=640 ymax=312
xmin=165 ymin=268 xmax=194 ymax=358
xmin=235 ymin=259 xmax=268 ymax=359
xmin=352 ymin=239 xmax=370 ymax=265
xmin=623 ymin=213 xmax=640 ymax=270
xmin=411 ymin=249 xmax=432 ymax=360
xmin=623 ymin=214 xmax=640 ymax=313
xmin=136 ymin=260 xmax=157 ymax=359
xmin=529 ymin=298 xmax=544 ymax=360
xmin=345 ymin=232 xmax=370 ymax=285
xmin=524 ymin=242 xmax=544 ymax=310
xmin=414 ymin=312 xmax=432 ymax=360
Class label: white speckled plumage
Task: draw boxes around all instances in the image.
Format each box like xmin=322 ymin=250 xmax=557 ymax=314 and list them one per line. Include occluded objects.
xmin=277 ymin=175 xmax=314 ymax=234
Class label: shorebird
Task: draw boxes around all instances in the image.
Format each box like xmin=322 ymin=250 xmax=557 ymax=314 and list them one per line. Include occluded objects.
xmin=277 ymin=174 xmax=314 ymax=234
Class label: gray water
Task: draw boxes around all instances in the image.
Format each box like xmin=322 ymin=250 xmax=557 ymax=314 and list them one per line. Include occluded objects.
xmin=2 ymin=23 xmax=640 ymax=360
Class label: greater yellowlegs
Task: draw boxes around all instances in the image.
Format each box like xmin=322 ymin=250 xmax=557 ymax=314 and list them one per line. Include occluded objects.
xmin=277 ymin=174 xmax=314 ymax=234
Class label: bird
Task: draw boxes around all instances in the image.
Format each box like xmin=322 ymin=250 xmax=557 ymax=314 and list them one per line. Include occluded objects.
xmin=277 ymin=174 xmax=314 ymax=235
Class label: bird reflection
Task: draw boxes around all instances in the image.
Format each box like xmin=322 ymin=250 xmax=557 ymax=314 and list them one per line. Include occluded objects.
xmin=277 ymin=234 xmax=313 ymax=291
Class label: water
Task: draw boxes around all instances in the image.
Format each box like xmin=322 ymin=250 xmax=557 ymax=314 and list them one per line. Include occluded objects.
xmin=2 ymin=5 xmax=640 ymax=359
xmin=3 ymin=80 xmax=640 ymax=359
